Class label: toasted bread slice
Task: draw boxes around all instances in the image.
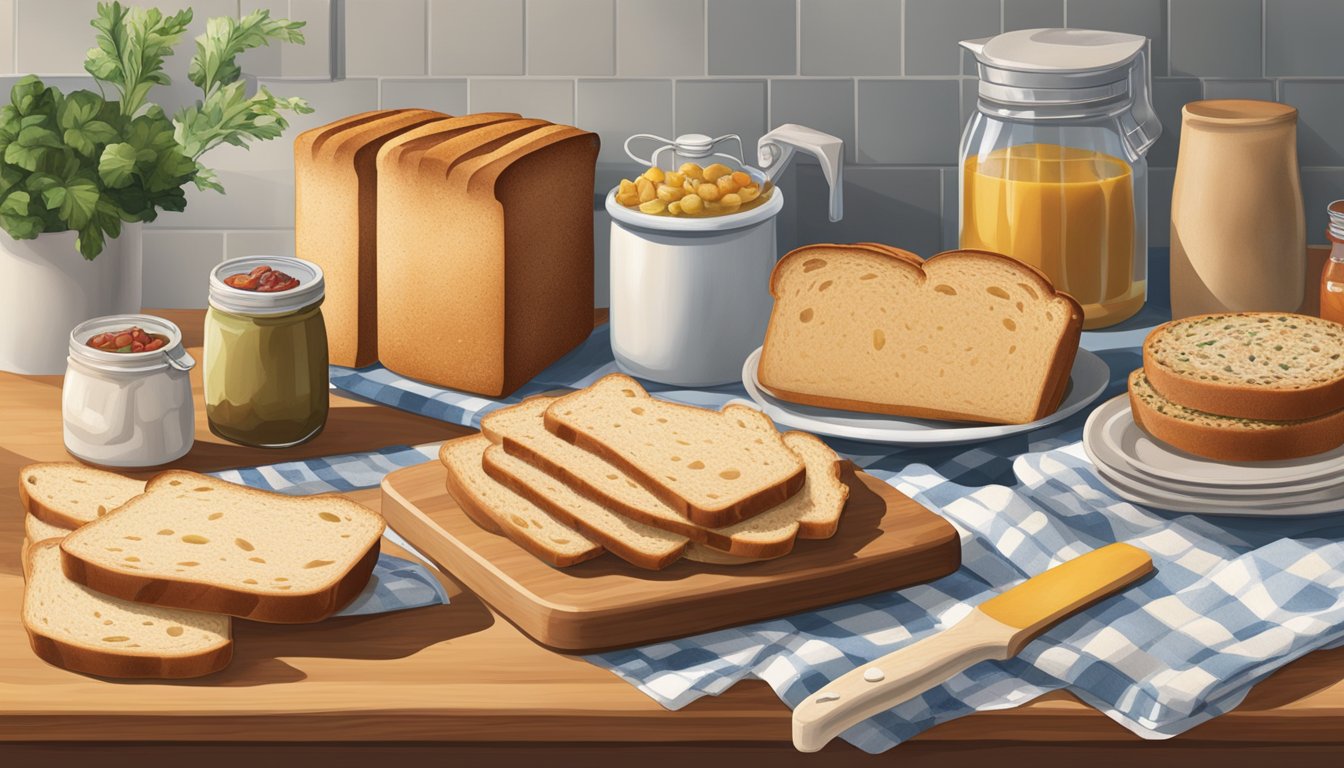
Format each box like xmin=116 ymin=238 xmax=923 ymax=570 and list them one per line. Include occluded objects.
xmin=23 ymin=540 xmax=232 ymax=679
xmin=1129 ymin=368 xmax=1344 ymax=461
xmin=19 ymin=463 xmax=146 ymax=530
xmin=1142 ymin=313 xmax=1344 ymax=421
xmin=759 ymin=245 xmax=1083 ymax=425
xmin=543 ymin=374 xmax=806 ymax=528
xmin=59 ymin=472 xmax=384 ymax=624
xmin=440 ymin=435 xmax=604 ymax=567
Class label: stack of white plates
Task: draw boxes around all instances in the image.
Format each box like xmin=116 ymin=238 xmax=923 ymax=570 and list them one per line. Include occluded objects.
xmin=1082 ymin=396 xmax=1344 ymax=517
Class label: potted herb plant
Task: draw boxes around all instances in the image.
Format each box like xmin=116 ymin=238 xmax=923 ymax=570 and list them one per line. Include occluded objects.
xmin=0 ymin=2 xmax=312 ymax=374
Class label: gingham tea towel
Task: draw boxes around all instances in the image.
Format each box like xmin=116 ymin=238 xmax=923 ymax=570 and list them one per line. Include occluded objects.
xmin=589 ymin=443 xmax=1344 ymax=753
xmin=209 ymin=444 xmax=450 ymax=617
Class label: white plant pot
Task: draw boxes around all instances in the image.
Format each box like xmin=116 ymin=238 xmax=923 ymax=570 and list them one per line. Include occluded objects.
xmin=0 ymin=223 xmax=143 ymax=374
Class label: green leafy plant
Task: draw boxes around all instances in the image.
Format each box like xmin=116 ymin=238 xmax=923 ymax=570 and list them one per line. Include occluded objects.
xmin=0 ymin=2 xmax=313 ymax=259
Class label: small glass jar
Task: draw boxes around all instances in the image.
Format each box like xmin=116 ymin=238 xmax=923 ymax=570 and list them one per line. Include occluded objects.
xmin=1320 ymin=201 xmax=1344 ymax=325
xmin=205 ymin=256 xmax=329 ymax=448
xmin=63 ymin=314 xmax=196 ymax=467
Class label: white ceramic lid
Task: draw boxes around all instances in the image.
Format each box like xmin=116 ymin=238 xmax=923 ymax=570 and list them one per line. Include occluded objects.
xmin=967 ymin=28 xmax=1146 ymax=73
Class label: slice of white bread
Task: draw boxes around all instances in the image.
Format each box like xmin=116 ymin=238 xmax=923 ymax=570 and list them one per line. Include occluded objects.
xmin=758 ymin=245 xmax=1084 ymax=425
xmin=376 ymin=116 xmax=599 ymax=397
xmin=19 ymin=463 xmax=146 ymax=529
xmin=1129 ymin=368 xmax=1344 ymax=461
xmin=24 ymin=540 xmax=232 ymax=679
xmin=59 ymin=471 xmax=385 ymax=624
xmin=294 ymin=109 xmax=450 ymax=367
xmin=1143 ymin=313 xmax=1344 ymax=421
xmin=482 ymin=396 xmax=847 ymax=557
xmin=439 ymin=435 xmax=603 ymax=567
xmin=543 ymin=374 xmax=806 ymax=528
xmin=482 ymin=444 xmax=688 ymax=570
xmin=22 ymin=514 xmax=74 ymax=575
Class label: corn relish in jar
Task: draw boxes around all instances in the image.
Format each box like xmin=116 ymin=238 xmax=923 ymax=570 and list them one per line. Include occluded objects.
xmin=613 ymin=162 xmax=772 ymax=217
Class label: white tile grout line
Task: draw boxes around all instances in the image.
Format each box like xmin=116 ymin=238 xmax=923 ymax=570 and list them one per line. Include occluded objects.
xmin=424 ymin=0 xmax=432 ymax=78
xmin=795 ymin=0 xmax=801 ymax=76
xmin=1262 ymin=0 xmax=1267 ymax=80
xmin=900 ymin=0 xmax=906 ymax=77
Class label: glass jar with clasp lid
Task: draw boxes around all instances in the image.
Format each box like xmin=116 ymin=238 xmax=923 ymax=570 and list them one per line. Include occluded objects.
xmin=205 ymin=255 xmax=328 ymax=448
xmin=1320 ymin=201 xmax=1344 ymax=325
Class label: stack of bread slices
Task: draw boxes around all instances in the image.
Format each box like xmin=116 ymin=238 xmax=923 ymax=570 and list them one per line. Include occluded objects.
xmin=1130 ymin=312 xmax=1344 ymax=461
xmin=17 ymin=464 xmax=385 ymax=679
xmin=439 ymin=374 xmax=851 ymax=570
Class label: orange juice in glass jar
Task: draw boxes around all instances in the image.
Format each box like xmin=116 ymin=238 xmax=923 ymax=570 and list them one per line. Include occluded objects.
xmin=1321 ymin=200 xmax=1344 ymax=325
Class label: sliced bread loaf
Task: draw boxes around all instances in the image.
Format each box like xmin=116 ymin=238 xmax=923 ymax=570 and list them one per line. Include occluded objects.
xmin=1128 ymin=369 xmax=1344 ymax=461
xmin=60 ymin=472 xmax=384 ymax=623
xmin=24 ymin=540 xmax=232 ymax=679
xmin=439 ymin=435 xmax=603 ymax=567
xmin=543 ymin=374 xmax=806 ymax=528
xmin=19 ymin=463 xmax=145 ymax=529
xmin=294 ymin=108 xmax=449 ymax=367
xmin=482 ymin=396 xmax=846 ymax=557
xmin=758 ymin=245 xmax=1083 ymax=425
xmin=1142 ymin=313 xmax=1344 ymax=421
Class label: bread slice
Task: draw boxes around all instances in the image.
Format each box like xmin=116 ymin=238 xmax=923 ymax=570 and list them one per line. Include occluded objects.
xmin=22 ymin=514 xmax=73 ymax=575
xmin=1128 ymin=368 xmax=1344 ymax=462
xmin=483 ymin=396 xmax=847 ymax=557
xmin=1142 ymin=313 xmax=1344 ymax=421
xmin=482 ymin=444 xmax=687 ymax=570
xmin=439 ymin=435 xmax=603 ymax=567
xmin=758 ymin=245 xmax=1084 ymax=425
xmin=376 ymin=115 xmax=598 ymax=397
xmin=19 ymin=463 xmax=146 ymax=529
xmin=59 ymin=472 xmax=384 ymax=623
xmin=543 ymin=374 xmax=806 ymax=528
xmin=24 ymin=540 xmax=232 ymax=679
xmin=294 ymin=109 xmax=449 ymax=367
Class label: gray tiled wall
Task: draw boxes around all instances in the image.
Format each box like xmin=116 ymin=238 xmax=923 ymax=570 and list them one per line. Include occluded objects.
xmin=4 ymin=0 xmax=1343 ymax=308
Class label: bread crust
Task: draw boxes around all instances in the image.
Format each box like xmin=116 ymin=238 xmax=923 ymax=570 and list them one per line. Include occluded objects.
xmin=58 ymin=471 xmax=385 ymax=624
xmin=439 ymin=439 xmax=604 ymax=568
xmin=18 ymin=462 xmax=144 ymax=530
xmin=1142 ymin=313 xmax=1344 ymax=421
xmin=1128 ymin=370 xmax=1344 ymax=462
xmin=23 ymin=540 xmax=233 ymax=679
xmin=760 ymin=245 xmax=1083 ymax=425
xmin=543 ymin=375 xmax=807 ymax=528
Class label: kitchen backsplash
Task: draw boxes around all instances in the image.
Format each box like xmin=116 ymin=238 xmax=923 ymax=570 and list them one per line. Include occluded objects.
xmin=4 ymin=0 xmax=1343 ymax=308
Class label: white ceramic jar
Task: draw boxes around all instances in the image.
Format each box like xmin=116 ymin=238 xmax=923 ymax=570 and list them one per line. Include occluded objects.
xmin=63 ymin=314 xmax=196 ymax=467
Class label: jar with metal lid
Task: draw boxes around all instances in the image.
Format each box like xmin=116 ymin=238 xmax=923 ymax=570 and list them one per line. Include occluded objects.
xmin=205 ymin=255 xmax=328 ymax=448
xmin=63 ymin=314 xmax=196 ymax=467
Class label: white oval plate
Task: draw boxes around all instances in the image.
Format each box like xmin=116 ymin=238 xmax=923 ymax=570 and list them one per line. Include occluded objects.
xmin=1089 ymin=395 xmax=1344 ymax=488
xmin=1082 ymin=396 xmax=1344 ymax=495
xmin=738 ymin=347 xmax=1108 ymax=447
xmin=1090 ymin=459 xmax=1344 ymax=517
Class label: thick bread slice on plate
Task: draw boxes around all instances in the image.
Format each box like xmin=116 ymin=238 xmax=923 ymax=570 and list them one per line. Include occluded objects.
xmin=24 ymin=540 xmax=232 ymax=679
xmin=1142 ymin=313 xmax=1344 ymax=421
xmin=19 ymin=462 xmax=146 ymax=529
xmin=439 ymin=435 xmax=603 ymax=567
xmin=544 ymin=374 xmax=806 ymax=528
xmin=1128 ymin=368 xmax=1344 ymax=462
xmin=60 ymin=472 xmax=384 ymax=624
xmin=482 ymin=444 xmax=687 ymax=570
xmin=759 ymin=246 xmax=1083 ymax=425
xmin=482 ymin=397 xmax=847 ymax=558
xmin=294 ymin=108 xmax=447 ymax=367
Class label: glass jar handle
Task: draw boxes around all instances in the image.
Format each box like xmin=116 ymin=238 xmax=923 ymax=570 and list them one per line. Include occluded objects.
xmin=1124 ymin=46 xmax=1162 ymax=159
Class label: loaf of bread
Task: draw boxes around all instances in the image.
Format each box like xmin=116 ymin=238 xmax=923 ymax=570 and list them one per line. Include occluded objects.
xmin=1142 ymin=313 xmax=1344 ymax=421
xmin=376 ymin=116 xmax=599 ymax=396
xmin=544 ymin=374 xmax=806 ymax=528
xmin=1128 ymin=368 xmax=1344 ymax=461
xmin=19 ymin=462 xmax=145 ymax=529
xmin=294 ymin=109 xmax=449 ymax=367
xmin=24 ymin=540 xmax=233 ymax=679
xmin=482 ymin=395 xmax=846 ymax=558
xmin=60 ymin=471 xmax=385 ymax=623
xmin=758 ymin=245 xmax=1084 ymax=425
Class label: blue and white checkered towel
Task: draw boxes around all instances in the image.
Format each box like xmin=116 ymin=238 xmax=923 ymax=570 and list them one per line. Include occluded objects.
xmin=209 ymin=445 xmax=450 ymax=617
xmin=326 ymin=328 xmax=1344 ymax=752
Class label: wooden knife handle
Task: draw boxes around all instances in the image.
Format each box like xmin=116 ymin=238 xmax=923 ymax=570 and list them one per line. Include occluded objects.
xmin=791 ymin=609 xmax=1017 ymax=753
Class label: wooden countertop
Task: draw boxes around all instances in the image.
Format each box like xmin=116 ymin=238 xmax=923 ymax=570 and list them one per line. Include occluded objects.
xmin=2 ymin=308 xmax=1343 ymax=766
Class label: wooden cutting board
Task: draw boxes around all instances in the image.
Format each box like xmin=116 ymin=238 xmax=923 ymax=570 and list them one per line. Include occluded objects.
xmin=381 ymin=461 xmax=960 ymax=651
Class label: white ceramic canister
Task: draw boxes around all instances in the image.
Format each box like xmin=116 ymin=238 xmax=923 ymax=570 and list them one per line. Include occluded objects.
xmin=607 ymin=125 xmax=843 ymax=386
xmin=63 ymin=313 xmax=196 ymax=467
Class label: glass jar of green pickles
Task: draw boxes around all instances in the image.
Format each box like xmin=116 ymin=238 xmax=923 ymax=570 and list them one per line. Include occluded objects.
xmin=205 ymin=256 xmax=328 ymax=448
